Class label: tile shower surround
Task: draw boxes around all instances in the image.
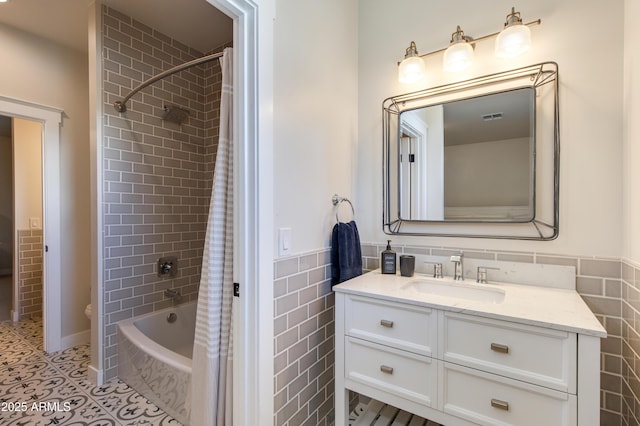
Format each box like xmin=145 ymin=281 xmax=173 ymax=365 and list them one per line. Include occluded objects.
xmin=275 ymin=244 xmax=636 ymax=426
xmin=101 ymin=6 xmax=227 ymax=380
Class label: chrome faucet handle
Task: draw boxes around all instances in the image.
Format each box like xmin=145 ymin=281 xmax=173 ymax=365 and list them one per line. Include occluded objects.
xmin=450 ymin=252 xmax=464 ymax=281
xmin=423 ymin=261 xmax=443 ymax=278
xmin=476 ymin=266 xmax=500 ymax=284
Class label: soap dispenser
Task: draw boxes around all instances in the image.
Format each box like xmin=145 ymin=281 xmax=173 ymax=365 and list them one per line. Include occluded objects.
xmin=381 ymin=240 xmax=397 ymax=274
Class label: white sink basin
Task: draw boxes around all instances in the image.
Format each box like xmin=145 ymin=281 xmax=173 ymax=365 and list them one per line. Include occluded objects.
xmin=402 ymin=279 xmax=505 ymax=304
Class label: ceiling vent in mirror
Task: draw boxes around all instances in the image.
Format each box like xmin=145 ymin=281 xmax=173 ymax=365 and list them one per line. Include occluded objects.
xmin=482 ymin=112 xmax=504 ymax=121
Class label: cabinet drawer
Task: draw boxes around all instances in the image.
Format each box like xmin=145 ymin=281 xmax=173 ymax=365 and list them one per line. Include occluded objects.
xmin=346 ymin=295 xmax=436 ymax=356
xmin=442 ymin=312 xmax=576 ymax=393
xmin=345 ymin=336 xmax=437 ymax=408
xmin=443 ymin=362 xmax=576 ymax=426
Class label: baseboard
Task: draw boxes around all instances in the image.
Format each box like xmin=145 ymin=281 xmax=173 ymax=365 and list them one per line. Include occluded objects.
xmin=87 ymin=364 xmax=103 ymax=386
xmin=60 ymin=329 xmax=90 ymax=350
xmin=10 ymin=310 xmax=18 ymax=322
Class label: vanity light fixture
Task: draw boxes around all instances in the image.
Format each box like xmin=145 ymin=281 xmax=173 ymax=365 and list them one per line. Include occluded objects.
xmin=443 ymin=26 xmax=474 ymax=72
xmin=398 ymin=7 xmax=540 ymax=83
xmin=495 ymin=7 xmax=532 ymax=58
xmin=398 ymin=41 xmax=427 ymax=84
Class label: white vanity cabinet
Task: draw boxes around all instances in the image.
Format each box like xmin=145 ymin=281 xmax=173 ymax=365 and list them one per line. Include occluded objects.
xmin=343 ymin=296 xmax=438 ymax=411
xmin=334 ymin=273 xmax=606 ymax=426
xmin=440 ymin=312 xmax=578 ymax=425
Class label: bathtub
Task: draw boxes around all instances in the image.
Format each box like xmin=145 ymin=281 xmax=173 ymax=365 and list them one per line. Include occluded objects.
xmin=117 ymin=301 xmax=196 ymax=425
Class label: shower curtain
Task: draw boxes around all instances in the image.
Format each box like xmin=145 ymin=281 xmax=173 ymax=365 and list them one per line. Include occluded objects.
xmin=189 ymin=47 xmax=234 ymax=426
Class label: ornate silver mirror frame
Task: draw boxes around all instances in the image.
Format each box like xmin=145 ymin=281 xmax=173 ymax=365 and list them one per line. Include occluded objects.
xmin=383 ymin=62 xmax=559 ymax=240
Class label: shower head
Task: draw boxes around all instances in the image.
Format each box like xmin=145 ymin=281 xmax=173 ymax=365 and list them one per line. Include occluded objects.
xmin=162 ymin=105 xmax=190 ymax=124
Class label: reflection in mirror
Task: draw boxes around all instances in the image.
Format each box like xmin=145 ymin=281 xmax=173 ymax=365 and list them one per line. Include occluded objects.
xmin=383 ymin=62 xmax=559 ymax=240
xmin=399 ymin=89 xmax=535 ymax=221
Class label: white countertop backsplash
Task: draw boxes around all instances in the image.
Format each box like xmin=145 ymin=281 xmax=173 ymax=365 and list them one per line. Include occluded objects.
xmin=411 ymin=254 xmax=577 ymax=290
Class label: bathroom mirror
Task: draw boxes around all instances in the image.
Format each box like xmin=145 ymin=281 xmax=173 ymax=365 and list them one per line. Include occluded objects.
xmin=383 ymin=62 xmax=559 ymax=240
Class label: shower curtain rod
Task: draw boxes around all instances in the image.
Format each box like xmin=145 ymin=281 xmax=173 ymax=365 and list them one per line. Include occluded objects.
xmin=113 ymin=50 xmax=225 ymax=113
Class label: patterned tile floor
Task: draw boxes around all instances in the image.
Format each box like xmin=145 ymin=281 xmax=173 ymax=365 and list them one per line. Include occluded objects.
xmin=0 ymin=319 xmax=181 ymax=425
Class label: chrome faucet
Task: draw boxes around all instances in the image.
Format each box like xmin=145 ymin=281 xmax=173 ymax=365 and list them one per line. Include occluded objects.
xmin=450 ymin=252 xmax=464 ymax=281
xmin=476 ymin=266 xmax=500 ymax=283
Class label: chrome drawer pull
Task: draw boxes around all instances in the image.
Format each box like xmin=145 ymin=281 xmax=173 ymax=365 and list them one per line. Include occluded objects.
xmin=380 ymin=365 xmax=394 ymax=375
xmin=380 ymin=319 xmax=394 ymax=328
xmin=490 ymin=343 xmax=509 ymax=354
xmin=491 ymin=399 xmax=509 ymax=411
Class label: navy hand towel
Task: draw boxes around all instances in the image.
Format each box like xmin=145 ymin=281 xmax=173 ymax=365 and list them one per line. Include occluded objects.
xmin=331 ymin=220 xmax=363 ymax=285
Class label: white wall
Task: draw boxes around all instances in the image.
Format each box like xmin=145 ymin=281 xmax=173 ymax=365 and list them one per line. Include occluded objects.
xmin=357 ymin=0 xmax=624 ymax=257
xmin=0 ymin=23 xmax=90 ymax=337
xmin=13 ymin=118 xmax=42 ymax=230
xmin=273 ymin=0 xmax=359 ymax=255
xmin=623 ymin=0 xmax=640 ymax=263
xmin=444 ymin=138 xmax=531 ymax=208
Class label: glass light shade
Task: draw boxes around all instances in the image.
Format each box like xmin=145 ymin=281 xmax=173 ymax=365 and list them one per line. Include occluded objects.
xmin=443 ymin=42 xmax=474 ymax=72
xmin=495 ymin=24 xmax=531 ymax=58
xmin=398 ymin=56 xmax=427 ymax=84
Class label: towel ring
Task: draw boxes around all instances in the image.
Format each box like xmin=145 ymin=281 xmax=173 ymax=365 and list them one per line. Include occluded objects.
xmin=332 ymin=194 xmax=355 ymax=223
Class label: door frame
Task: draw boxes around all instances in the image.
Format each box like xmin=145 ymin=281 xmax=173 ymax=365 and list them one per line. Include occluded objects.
xmin=203 ymin=1 xmax=275 ymax=423
xmin=88 ymin=0 xmax=274 ymax=423
xmin=0 ymin=95 xmax=63 ymax=353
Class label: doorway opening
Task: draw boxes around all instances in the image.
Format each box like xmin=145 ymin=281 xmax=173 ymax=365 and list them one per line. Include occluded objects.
xmin=0 ymin=115 xmax=44 ymax=324
xmin=0 ymin=96 xmax=63 ymax=353
xmin=0 ymin=115 xmax=12 ymax=321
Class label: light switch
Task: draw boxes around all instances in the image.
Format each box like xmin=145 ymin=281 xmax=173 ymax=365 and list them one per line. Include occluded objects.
xmin=278 ymin=227 xmax=292 ymax=256
xmin=30 ymin=217 xmax=41 ymax=229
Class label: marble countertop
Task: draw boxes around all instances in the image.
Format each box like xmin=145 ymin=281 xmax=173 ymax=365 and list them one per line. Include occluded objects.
xmin=333 ymin=270 xmax=607 ymax=338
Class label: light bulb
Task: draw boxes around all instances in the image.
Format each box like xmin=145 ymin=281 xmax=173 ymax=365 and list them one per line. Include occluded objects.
xmin=443 ymin=43 xmax=474 ymax=72
xmin=398 ymin=41 xmax=426 ymax=84
xmin=443 ymin=26 xmax=474 ymax=72
xmin=399 ymin=56 xmax=426 ymax=83
xmin=495 ymin=24 xmax=531 ymax=58
xmin=495 ymin=8 xmax=532 ymax=59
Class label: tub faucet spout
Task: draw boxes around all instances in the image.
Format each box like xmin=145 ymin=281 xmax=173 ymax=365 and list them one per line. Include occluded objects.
xmin=164 ymin=288 xmax=183 ymax=304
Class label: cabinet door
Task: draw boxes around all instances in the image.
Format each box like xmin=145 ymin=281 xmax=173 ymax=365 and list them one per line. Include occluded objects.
xmin=442 ymin=362 xmax=577 ymax=426
xmin=442 ymin=312 xmax=577 ymax=393
xmin=346 ymin=295 xmax=436 ymax=357
xmin=345 ymin=336 xmax=438 ymax=408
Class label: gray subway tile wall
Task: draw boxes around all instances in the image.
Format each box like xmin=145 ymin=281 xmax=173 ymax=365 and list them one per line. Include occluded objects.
xmin=622 ymin=260 xmax=640 ymax=426
xmin=17 ymin=229 xmax=43 ymax=320
xmin=273 ymin=249 xmax=335 ymax=426
xmin=274 ymin=243 xmax=640 ymax=426
xmin=101 ymin=6 xmax=225 ymax=380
